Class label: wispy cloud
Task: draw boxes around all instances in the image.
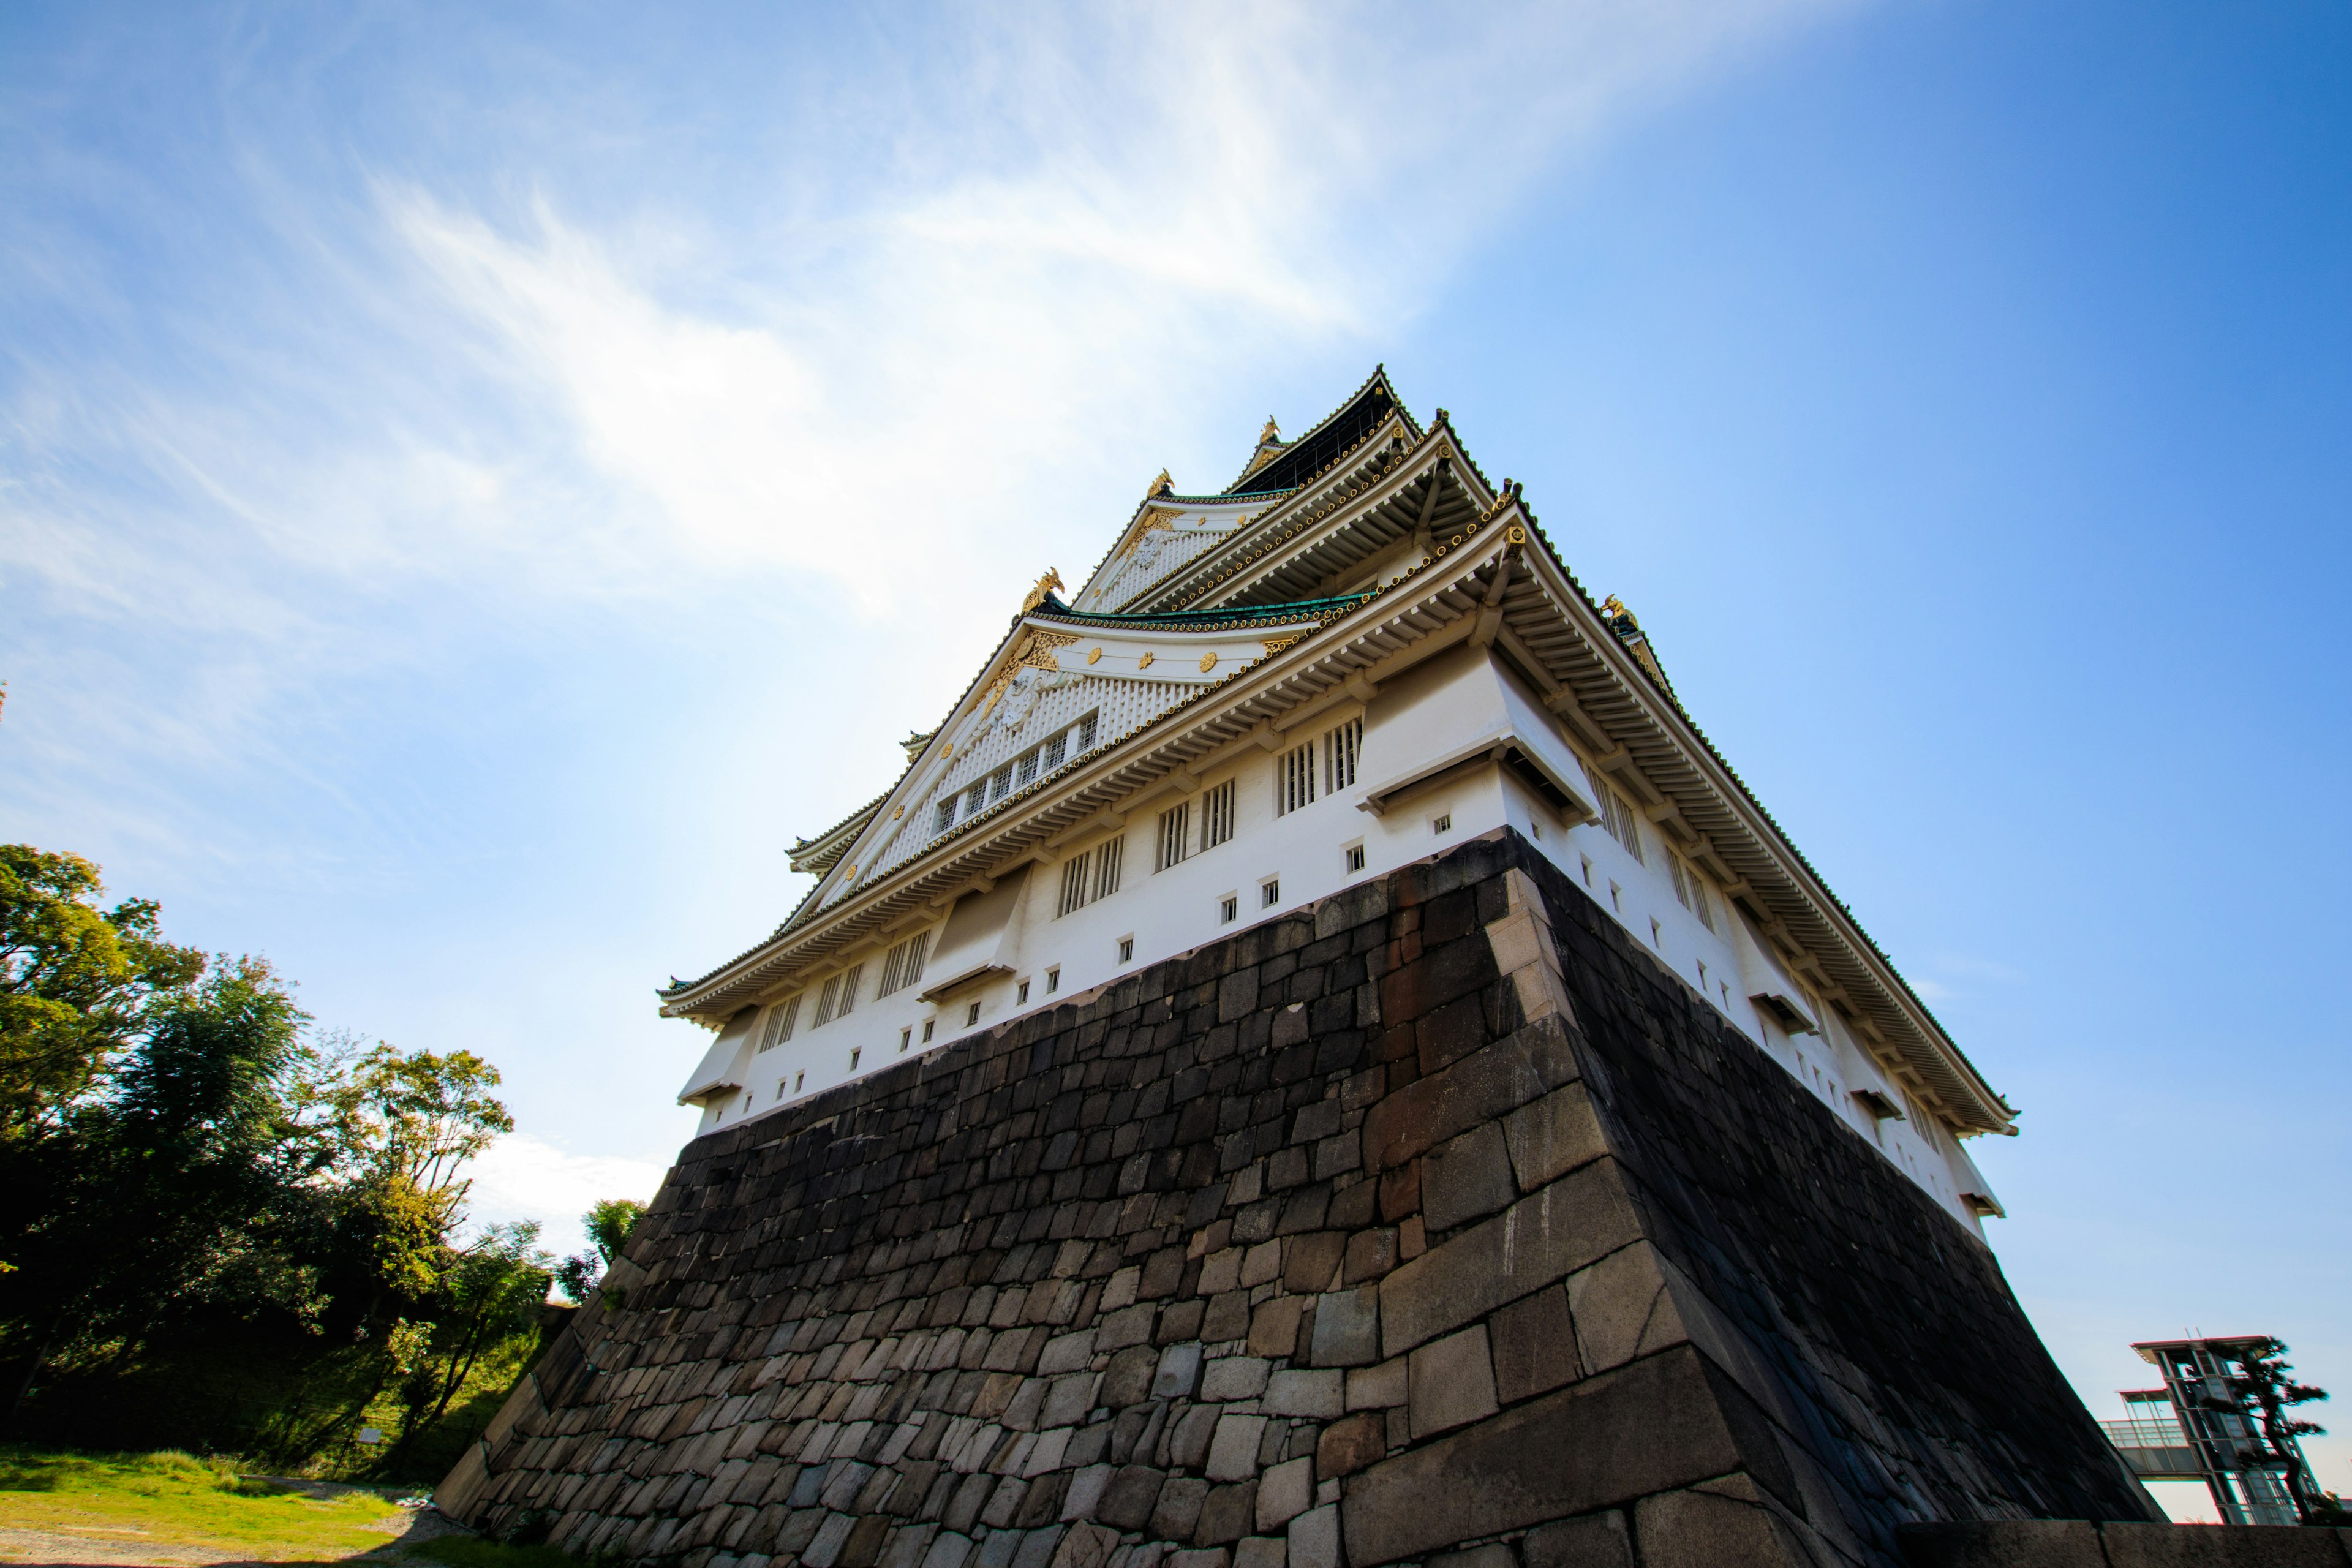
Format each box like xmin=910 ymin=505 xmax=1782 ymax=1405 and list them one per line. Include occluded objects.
xmin=466 ymin=1132 xmax=669 ymax=1259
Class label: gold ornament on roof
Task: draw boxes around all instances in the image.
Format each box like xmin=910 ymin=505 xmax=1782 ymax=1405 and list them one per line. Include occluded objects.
xmin=1148 ymin=469 xmax=1173 ymax=497
xmin=1022 ymin=568 xmax=1066 ymax=612
xmin=1260 ymin=416 xmax=1281 ymax=445
xmin=1087 ymin=647 xmax=1102 ymax=665
xmin=979 ymin=629 xmax=1081 ymax=716
xmin=1199 ymin=652 xmax=1218 ymax=673
xmin=1259 ymin=634 xmax=1306 ymax=657
xmin=1138 ymin=650 xmax=1156 ymax=671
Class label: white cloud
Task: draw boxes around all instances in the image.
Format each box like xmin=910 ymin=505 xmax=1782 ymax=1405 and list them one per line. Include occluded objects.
xmin=464 ymin=1131 xmax=669 ymax=1259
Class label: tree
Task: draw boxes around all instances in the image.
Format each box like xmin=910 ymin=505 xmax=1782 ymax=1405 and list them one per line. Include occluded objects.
xmin=0 ymin=846 xmax=202 ymax=1142
xmin=555 ymin=1197 xmax=646 ymax=1304
xmin=2218 ymin=1338 xmax=2331 ymax=1523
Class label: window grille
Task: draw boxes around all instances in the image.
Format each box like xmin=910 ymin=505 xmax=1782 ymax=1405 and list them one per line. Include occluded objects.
xmin=990 ymin=764 xmax=1013 ymax=802
xmin=1582 ymin=761 xmax=1646 ymax=864
xmin=1078 ymin=712 xmax=1098 ymax=750
xmin=1433 ymin=813 xmax=1452 ymax=834
xmin=1220 ymin=895 xmax=1238 ymax=922
xmin=1017 ymin=749 xmax=1039 ymax=788
xmin=1345 ymin=843 xmax=1366 ymax=873
xmin=1325 ymin=717 xmax=1362 ymax=794
xmin=1045 ymin=967 xmax=1059 ymax=993
xmin=1043 ymin=732 xmax=1068 ymax=770
xmin=1670 ymin=857 xmax=1714 ymax=931
xmin=877 ymin=930 xmax=931 ymax=997
xmin=1093 ymin=835 xmax=1125 ymax=901
xmin=965 ymin=783 xmax=986 ymax=817
xmin=1117 ymin=937 xmax=1133 ymax=962
xmin=935 ymin=799 xmax=957 ymax=834
xmin=1058 ymin=851 xmax=1093 ymax=917
xmin=813 ymin=962 xmax=864 ymax=1027
xmin=1158 ymin=802 xmax=1191 ymax=871
xmin=1262 ymin=880 xmax=1280 ymax=908
xmin=1201 ymin=779 xmax=1235 ymax=849
xmin=1276 ymin=740 xmax=1317 ymax=816
xmin=757 ymin=995 xmax=802 ymax=1052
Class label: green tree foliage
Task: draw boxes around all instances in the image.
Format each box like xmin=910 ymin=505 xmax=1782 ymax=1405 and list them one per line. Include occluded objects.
xmin=0 ymin=844 xmax=550 ymax=1474
xmin=554 ymin=1197 xmax=646 ymax=1305
xmin=2215 ymin=1338 xmax=2332 ymax=1523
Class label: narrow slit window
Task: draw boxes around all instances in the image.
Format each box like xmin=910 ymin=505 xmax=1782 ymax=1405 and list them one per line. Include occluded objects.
xmin=1201 ymin=779 xmax=1236 ymax=850
xmin=922 ymin=1019 xmax=935 ymax=1043
xmin=966 ymin=1001 xmax=981 ymax=1026
xmin=1117 ymin=936 xmax=1134 ymax=962
xmin=1045 ymin=967 xmax=1060 ymax=994
xmin=1220 ymin=895 xmax=1238 ymax=923
xmin=1261 ymin=880 xmax=1280 ymax=908
xmin=793 ymin=1069 xmax=804 ymax=1093
xmin=1344 ymin=843 xmax=1366 ymax=873
xmin=848 ymin=1047 xmax=861 ymax=1071
xmin=899 ymin=1027 xmax=911 ymax=1052
xmin=1017 ymin=979 xmax=1030 ymax=1004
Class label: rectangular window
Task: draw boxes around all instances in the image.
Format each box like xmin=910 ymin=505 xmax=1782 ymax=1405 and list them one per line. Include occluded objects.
xmin=813 ymin=973 xmax=845 ymax=1027
xmin=1043 ymin=732 xmax=1068 ymax=770
xmin=1017 ymin=979 xmax=1030 ymax=1004
xmin=1276 ymin=740 xmax=1317 ymax=816
xmin=899 ymin=1027 xmax=911 ymax=1052
xmin=990 ymin=764 xmax=1013 ymax=802
xmin=1058 ymin=851 xmax=1092 ymax=918
xmin=1201 ymin=779 xmax=1236 ymax=850
xmin=922 ymin=1019 xmax=934 ymax=1042
xmin=1158 ymin=802 xmax=1191 ymax=872
xmin=1433 ymin=813 xmax=1452 ymax=834
xmin=1221 ymin=895 xmax=1238 ymax=923
xmin=1670 ymin=855 xmax=1713 ymax=928
xmin=1093 ymin=835 xmax=1125 ymax=901
xmin=757 ymin=995 xmax=802 ymax=1052
xmin=793 ymin=1069 xmax=804 ymax=1093
xmin=1261 ymin=879 xmax=1280 ymax=908
xmin=1046 ymin=967 xmax=1059 ymax=993
xmin=1325 ymin=716 xmax=1362 ymax=794
xmin=1344 ymin=843 xmax=1366 ymax=873
xmin=966 ymin=1001 xmax=981 ymax=1026
xmin=1584 ymin=765 xmax=1648 ymax=865
xmin=876 ymin=930 xmax=931 ymax=997
xmin=1078 ymin=712 xmax=1098 ymax=750
xmin=934 ymin=799 xmax=957 ymax=834
xmin=849 ymin=1047 xmax=861 ymax=1071
xmin=965 ymin=782 xmax=986 ymax=817
xmin=1017 ymin=748 xmax=1039 ymax=788
xmin=1117 ymin=937 xmax=1134 ymax=962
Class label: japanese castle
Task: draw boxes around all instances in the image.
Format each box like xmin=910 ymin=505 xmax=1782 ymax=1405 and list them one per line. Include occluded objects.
xmin=663 ymin=371 xmax=2013 ymax=1234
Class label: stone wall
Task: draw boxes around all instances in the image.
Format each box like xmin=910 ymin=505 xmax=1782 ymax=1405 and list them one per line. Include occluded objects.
xmin=437 ymin=831 xmax=2156 ymax=1568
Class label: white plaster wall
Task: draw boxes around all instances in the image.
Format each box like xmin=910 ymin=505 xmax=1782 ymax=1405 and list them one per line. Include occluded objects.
xmin=695 ymin=646 xmax=1996 ymax=1237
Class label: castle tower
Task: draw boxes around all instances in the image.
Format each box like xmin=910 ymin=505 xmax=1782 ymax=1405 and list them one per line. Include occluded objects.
xmin=438 ymin=375 xmax=2162 ymax=1567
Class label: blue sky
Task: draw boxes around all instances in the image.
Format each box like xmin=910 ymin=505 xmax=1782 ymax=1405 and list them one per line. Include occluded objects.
xmin=4 ymin=0 xmax=2346 ymax=1517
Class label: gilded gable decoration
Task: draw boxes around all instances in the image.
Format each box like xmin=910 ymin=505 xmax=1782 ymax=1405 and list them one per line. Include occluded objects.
xmin=1022 ymin=568 xmax=1066 ymax=612
xmin=978 ymin=629 xmax=1080 ymax=717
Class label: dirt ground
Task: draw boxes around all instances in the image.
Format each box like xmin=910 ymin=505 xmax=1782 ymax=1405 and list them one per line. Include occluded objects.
xmin=0 ymin=1486 xmax=470 ymax=1568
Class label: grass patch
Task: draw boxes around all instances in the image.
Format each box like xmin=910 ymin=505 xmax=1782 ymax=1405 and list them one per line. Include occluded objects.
xmin=0 ymin=1446 xmax=407 ymax=1560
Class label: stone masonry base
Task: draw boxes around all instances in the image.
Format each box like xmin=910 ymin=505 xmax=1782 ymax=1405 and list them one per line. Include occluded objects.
xmin=437 ymin=829 xmax=2288 ymax=1568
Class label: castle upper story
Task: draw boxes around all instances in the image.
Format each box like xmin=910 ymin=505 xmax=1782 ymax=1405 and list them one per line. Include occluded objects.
xmin=658 ymin=371 xmax=2011 ymax=1235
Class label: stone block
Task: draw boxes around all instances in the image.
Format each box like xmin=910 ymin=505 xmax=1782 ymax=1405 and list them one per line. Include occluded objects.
xmin=1287 ymin=1506 xmax=1341 ymax=1568
xmin=1199 ymin=1250 xmax=1243 ymax=1296
xmin=1254 ymin=1455 xmax=1316 ymax=1532
xmin=1564 ymin=1244 xmax=1689 ymax=1377
xmin=1249 ymin=1298 xmax=1306 ymax=1359
xmin=1233 ymin=1537 xmax=1287 ymax=1568
xmin=1361 ymin=1014 xmax=1578 ymax=1172
xmin=1342 ymin=1228 xmax=1397 ymax=1285
xmin=803 ymin=1512 xmax=858 ymax=1568
xmin=1042 ymin=1375 xmax=1100 ymax=1430
xmin=1894 ymin=1520 xmax=2108 ymax=1568
xmin=1013 ymin=1532 xmax=1066 ymax=1568
xmin=1428 ymin=1544 xmax=1515 ymax=1568
xmin=1094 ymin=1465 xmax=1167 ymax=1532
xmin=1153 ymin=1342 xmax=1204 ymax=1401
xmin=1208 ymin=1414 xmax=1270 ymax=1482
xmin=1309 ymin=1287 xmax=1379 ymax=1367
xmin=1502 ymin=1083 xmax=1607 ymax=1194
xmin=1408 ymin=1325 xmax=1499 ymax=1439
xmin=1520 ymin=1512 xmax=1632 ymax=1568
xmin=1205 ymin=1291 xmax=1253 ymax=1344
xmin=1423 ymin=1123 xmax=1515 ymax=1233
xmin=1170 ymin=1553 xmax=1229 ymax=1568
xmin=1196 ymin=1483 xmax=1260 ymax=1546
xmin=1039 ymin=1332 xmax=1098 ymax=1376
xmin=1061 ymin=1464 xmax=1114 ymax=1522
xmin=1490 ymin=1287 xmax=1579 ymax=1404
xmin=924 ymin=1532 xmax=977 ymax=1568
xmin=1315 ymin=1412 xmax=1385 ymax=1480
xmin=1264 ymin=1368 xmax=1344 ymax=1420
xmin=1167 ymin=1405 xmax=1220 ymax=1468
xmin=1202 ymin=1356 xmax=1272 ymax=1401
xmin=2097 ymin=1522 xmax=2349 ymax=1567
xmin=1242 ymin=1242 xmax=1283 ymax=1287
xmin=1098 ymin=1305 xmax=1158 ymax=1351
xmin=1632 ymin=1480 xmax=1811 ymax=1568
xmin=1050 ymin=1521 xmax=1120 ymax=1568
xmin=1283 ymin=1232 xmax=1348 ymax=1293
xmin=1153 ymin=1475 xmax=1209 ymax=1539
xmin=1340 ymin=1348 xmax=1743 ymax=1567
xmin=1103 ymin=1346 xmax=1161 ymax=1408
xmin=1381 ymin=1160 xmax=1642 ymax=1358
xmin=1347 ymin=1357 xmax=1408 ymax=1409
